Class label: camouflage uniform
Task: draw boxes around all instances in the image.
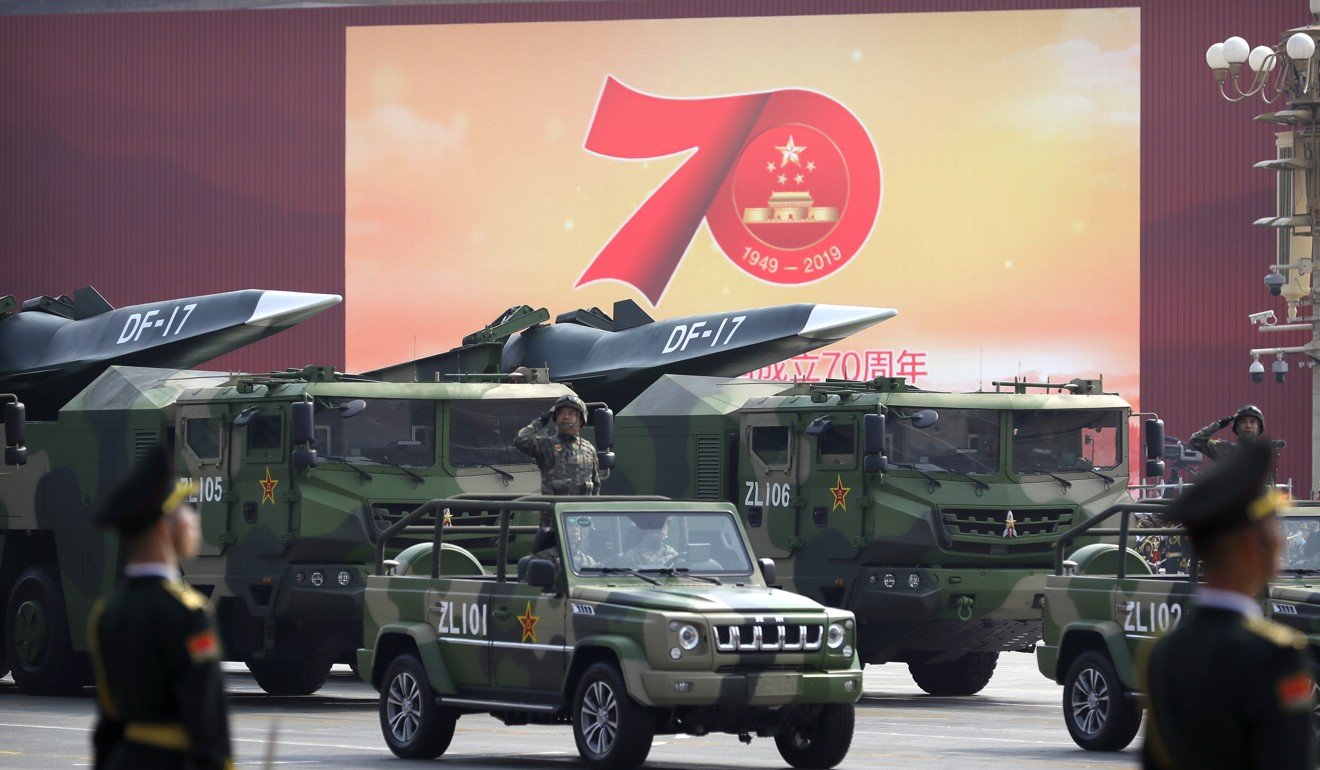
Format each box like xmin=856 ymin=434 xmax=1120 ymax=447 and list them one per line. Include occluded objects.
xmin=1189 ymin=405 xmax=1265 ymax=463
xmin=513 ymin=421 xmax=600 ymax=496
xmin=622 ymin=535 xmax=678 ymax=567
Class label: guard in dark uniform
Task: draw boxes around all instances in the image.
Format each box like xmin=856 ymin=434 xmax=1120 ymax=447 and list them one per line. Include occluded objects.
xmin=88 ymin=446 xmax=234 ymax=770
xmin=1142 ymin=441 xmax=1314 ymax=770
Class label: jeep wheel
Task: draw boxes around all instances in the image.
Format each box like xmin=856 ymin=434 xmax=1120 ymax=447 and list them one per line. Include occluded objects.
xmin=5 ymin=565 xmax=87 ymax=695
xmin=774 ymin=703 xmax=855 ymax=769
xmin=247 ymin=656 xmax=334 ymax=696
xmin=379 ymin=654 xmax=458 ymax=759
xmin=572 ymin=662 xmax=653 ymax=770
xmin=1062 ymin=651 xmax=1142 ymax=751
xmin=908 ymin=651 xmax=998 ymax=696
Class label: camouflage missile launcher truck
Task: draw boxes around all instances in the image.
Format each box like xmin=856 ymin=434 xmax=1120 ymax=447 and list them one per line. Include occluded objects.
xmin=1037 ymin=501 xmax=1320 ymax=751
xmin=0 ymin=363 xmax=613 ymax=696
xmin=360 ymin=495 xmax=862 ymax=770
xmin=605 ymin=374 xmax=1164 ymax=696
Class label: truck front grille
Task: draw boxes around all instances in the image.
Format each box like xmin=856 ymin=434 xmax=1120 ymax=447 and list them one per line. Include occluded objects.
xmin=940 ymin=507 xmax=1073 ymax=539
xmin=713 ymin=622 xmax=823 ymax=652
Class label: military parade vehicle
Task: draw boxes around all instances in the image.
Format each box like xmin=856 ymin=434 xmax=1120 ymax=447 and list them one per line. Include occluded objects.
xmin=360 ymin=495 xmax=862 ymax=769
xmin=1037 ymin=500 xmax=1320 ymax=751
xmin=603 ymin=375 xmax=1164 ymax=696
xmin=0 ymin=287 xmax=626 ymax=696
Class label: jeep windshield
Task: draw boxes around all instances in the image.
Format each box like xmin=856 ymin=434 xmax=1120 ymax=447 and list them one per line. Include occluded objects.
xmin=1011 ymin=409 xmax=1123 ymax=476
xmin=1281 ymin=512 xmax=1320 ymax=571
xmin=889 ymin=408 xmax=1000 ymax=475
xmin=448 ymin=399 xmax=555 ymax=468
xmin=314 ymin=398 xmax=437 ymax=468
xmin=566 ymin=510 xmax=754 ymax=577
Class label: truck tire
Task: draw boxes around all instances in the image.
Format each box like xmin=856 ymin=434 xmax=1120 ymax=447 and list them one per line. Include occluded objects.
xmin=4 ymin=565 xmax=87 ymax=695
xmin=572 ymin=662 xmax=654 ymax=770
xmin=0 ymin=657 xmax=9 ymax=679
xmin=378 ymin=654 xmax=458 ymax=759
xmin=1062 ymin=651 xmax=1142 ymax=751
xmin=908 ymin=651 xmax=998 ymax=696
xmin=774 ymin=703 xmax=855 ymax=769
xmin=247 ymin=656 xmax=333 ymax=696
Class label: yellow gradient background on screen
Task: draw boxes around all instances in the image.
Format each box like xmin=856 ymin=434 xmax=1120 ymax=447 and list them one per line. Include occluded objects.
xmin=346 ymin=9 xmax=1139 ymax=399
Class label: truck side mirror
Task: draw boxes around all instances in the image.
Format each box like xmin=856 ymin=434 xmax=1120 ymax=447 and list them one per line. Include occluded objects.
xmin=526 ymin=558 xmax=557 ymax=589
xmin=1145 ymin=459 xmax=1166 ymax=480
xmin=597 ymin=450 xmax=616 ymax=471
xmin=591 ymin=407 xmax=614 ymax=449
xmin=291 ymin=401 xmax=314 ymax=445
xmin=758 ymin=557 xmax=777 ymax=585
xmin=3 ymin=401 xmax=26 ymax=466
xmin=863 ymin=413 xmax=887 ymax=474
xmin=1144 ymin=418 xmax=1164 ymax=462
xmin=292 ymin=448 xmax=318 ymax=469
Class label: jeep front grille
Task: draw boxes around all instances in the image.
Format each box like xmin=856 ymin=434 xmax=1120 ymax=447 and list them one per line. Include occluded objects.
xmin=713 ymin=622 xmax=823 ymax=652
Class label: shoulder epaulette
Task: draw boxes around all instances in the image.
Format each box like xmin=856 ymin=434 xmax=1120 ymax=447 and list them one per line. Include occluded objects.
xmin=1243 ymin=615 xmax=1307 ymax=650
xmin=162 ymin=580 xmax=210 ymax=611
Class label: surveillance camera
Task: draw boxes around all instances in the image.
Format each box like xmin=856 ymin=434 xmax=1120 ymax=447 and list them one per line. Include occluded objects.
xmin=1265 ymin=272 xmax=1287 ymax=296
xmin=1248 ymin=310 xmax=1277 ymax=325
xmin=1250 ymin=357 xmax=1265 ymax=383
xmin=1274 ymin=356 xmax=1289 ymax=384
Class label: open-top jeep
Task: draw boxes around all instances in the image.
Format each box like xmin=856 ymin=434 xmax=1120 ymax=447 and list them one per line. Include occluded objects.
xmin=358 ymin=495 xmax=863 ymax=769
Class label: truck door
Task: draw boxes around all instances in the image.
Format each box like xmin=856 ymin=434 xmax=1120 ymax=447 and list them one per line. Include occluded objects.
xmin=233 ymin=405 xmax=294 ymax=557
xmin=177 ymin=406 xmax=228 ymax=556
xmin=487 ymin=575 xmax=566 ymax=703
xmin=800 ymin=413 xmax=865 ymax=560
xmin=739 ymin=413 xmax=796 ymax=559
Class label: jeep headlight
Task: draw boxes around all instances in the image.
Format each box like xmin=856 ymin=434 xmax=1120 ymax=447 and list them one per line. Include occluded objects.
xmin=677 ymin=624 xmax=700 ymax=651
xmin=827 ymin=623 xmax=846 ymax=649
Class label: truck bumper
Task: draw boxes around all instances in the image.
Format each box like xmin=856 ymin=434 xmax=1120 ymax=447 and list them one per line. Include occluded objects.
xmin=851 ymin=566 xmax=1047 ymax=625
xmin=637 ymin=667 xmax=863 ymax=707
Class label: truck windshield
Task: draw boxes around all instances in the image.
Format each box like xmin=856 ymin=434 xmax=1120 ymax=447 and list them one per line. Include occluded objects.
xmin=449 ymin=399 xmax=554 ymax=467
xmin=315 ymin=398 xmax=437 ymax=468
xmin=889 ymin=408 xmax=1000 ymax=475
xmin=566 ymin=510 xmax=753 ymax=576
xmin=1282 ymin=513 xmax=1320 ymax=570
xmin=1011 ymin=409 xmax=1123 ymax=474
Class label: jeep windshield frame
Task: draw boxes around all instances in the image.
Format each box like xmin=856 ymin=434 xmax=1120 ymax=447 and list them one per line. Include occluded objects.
xmin=565 ymin=509 xmax=755 ymax=578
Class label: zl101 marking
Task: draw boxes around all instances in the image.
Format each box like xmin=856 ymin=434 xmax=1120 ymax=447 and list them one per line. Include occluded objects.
xmin=437 ymin=600 xmax=488 ymax=637
xmin=746 ymin=481 xmax=792 ymax=508
xmin=1121 ymin=600 xmax=1182 ymax=634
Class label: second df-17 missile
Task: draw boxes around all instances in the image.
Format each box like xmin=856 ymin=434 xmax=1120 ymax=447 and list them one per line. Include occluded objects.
xmin=0 ymin=286 xmax=342 ymax=418
xmin=371 ymin=300 xmax=896 ymax=407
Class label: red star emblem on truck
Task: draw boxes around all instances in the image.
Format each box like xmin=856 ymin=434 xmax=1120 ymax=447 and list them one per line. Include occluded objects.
xmin=830 ymin=475 xmax=851 ymax=511
xmin=259 ymin=466 xmax=278 ymax=504
xmin=517 ymin=601 xmax=540 ymax=643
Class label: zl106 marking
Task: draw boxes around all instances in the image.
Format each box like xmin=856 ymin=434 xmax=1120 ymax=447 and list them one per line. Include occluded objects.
xmin=1121 ymin=600 xmax=1182 ymax=634
xmin=746 ymin=481 xmax=792 ymax=508
xmin=436 ymin=600 xmax=488 ymax=637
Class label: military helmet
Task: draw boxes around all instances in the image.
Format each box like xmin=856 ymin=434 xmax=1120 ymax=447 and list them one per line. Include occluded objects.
xmin=1233 ymin=404 xmax=1265 ymax=435
xmin=552 ymin=394 xmax=588 ymax=422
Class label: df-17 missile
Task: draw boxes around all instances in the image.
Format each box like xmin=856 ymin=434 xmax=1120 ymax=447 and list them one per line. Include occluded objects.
xmin=371 ymin=300 xmax=896 ymax=407
xmin=0 ymin=286 xmax=341 ymax=417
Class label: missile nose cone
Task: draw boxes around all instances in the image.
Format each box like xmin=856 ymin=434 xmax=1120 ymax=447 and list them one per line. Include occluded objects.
xmin=798 ymin=305 xmax=898 ymax=341
xmin=245 ymin=291 xmax=342 ymax=328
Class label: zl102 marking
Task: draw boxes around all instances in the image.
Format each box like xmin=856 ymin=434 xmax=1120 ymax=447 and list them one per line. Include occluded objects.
xmin=436 ymin=601 xmax=488 ymax=637
xmin=746 ymin=481 xmax=792 ymax=508
xmin=1121 ymin=600 xmax=1182 ymax=634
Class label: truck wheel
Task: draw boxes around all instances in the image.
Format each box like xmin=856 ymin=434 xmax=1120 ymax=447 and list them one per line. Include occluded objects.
xmin=774 ymin=703 xmax=855 ymax=769
xmin=247 ymin=656 xmax=334 ymax=696
xmin=379 ymin=654 xmax=458 ymax=759
xmin=4 ymin=565 xmax=86 ymax=695
xmin=572 ymin=662 xmax=654 ymax=770
xmin=1062 ymin=651 xmax=1142 ymax=751
xmin=908 ymin=651 xmax=998 ymax=696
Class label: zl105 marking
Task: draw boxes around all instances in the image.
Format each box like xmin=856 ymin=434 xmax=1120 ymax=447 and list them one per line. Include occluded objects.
xmin=436 ymin=601 xmax=488 ymax=637
xmin=746 ymin=481 xmax=792 ymax=508
xmin=182 ymin=476 xmax=225 ymax=503
xmin=1121 ymin=600 xmax=1182 ymax=634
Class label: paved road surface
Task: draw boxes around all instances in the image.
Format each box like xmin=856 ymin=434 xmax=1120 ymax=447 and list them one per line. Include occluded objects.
xmin=0 ymin=653 xmax=1139 ymax=769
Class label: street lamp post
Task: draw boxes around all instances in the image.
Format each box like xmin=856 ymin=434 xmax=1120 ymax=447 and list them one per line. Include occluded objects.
xmin=1208 ymin=0 xmax=1320 ymax=496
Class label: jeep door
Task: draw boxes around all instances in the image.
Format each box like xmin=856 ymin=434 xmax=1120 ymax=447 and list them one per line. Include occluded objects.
xmin=487 ymin=578 xmax=566 ymax=702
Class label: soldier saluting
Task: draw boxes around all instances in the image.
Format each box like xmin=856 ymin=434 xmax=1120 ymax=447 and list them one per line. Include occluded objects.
xmin=1142 ymin=441 xmax=1314 ymax=770
xmin=1189 ymin=404 xmax=1265 ymax=462
xmin=514 ymin=394 xmax=600 ymax=496
xmin=88 ymin=446 xmax=234 ymax=770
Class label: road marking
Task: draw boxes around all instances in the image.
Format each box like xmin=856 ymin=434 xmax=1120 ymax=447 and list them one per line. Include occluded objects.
xmin=856 ymin=729 xmax=1076 ymax=747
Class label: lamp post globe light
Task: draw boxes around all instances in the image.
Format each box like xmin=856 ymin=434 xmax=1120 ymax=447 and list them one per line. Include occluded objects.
xmin=1209 ymin=0 xmax=1320 ymax=495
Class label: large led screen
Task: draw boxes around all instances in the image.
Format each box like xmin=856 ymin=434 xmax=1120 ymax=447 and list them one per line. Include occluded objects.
xmin=346 ymin=8 xmax=1139 ymax=398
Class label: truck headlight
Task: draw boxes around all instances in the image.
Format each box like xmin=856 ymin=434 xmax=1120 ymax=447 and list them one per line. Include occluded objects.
xmin=337 ymin=569 xmax=353 ymax=587
xmin=677 ymin=624 xmax=700 ymax=651
xmin=827 ymin=623 xmax=846 ymax=649
xmin=907 ymin=573 xmax=921 ymax=589
xmin=310 ymin=570 xmax=325 ymax=587
xmin=882 ymin=573 xmax=896 ymax=589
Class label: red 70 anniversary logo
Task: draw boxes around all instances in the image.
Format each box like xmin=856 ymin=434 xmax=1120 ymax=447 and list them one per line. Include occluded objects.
xmin=578 ymin=78 xmax=882 ymax=305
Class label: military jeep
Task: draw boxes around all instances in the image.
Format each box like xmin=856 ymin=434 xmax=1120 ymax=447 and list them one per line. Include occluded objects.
xmin=358 ymin=495 xmax=863 ymax=769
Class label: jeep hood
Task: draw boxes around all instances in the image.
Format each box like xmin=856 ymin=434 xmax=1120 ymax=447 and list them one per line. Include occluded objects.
xmin=571 ymin=584 xmax=828 ymax=613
